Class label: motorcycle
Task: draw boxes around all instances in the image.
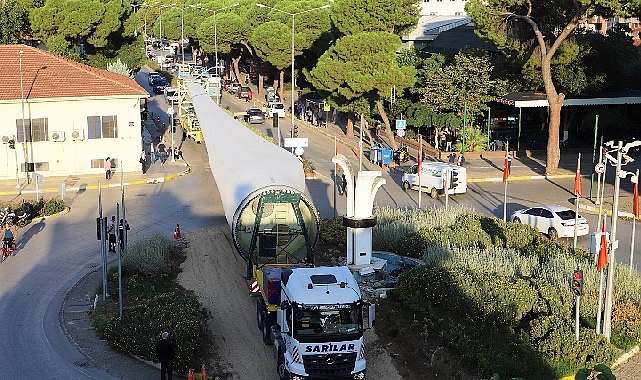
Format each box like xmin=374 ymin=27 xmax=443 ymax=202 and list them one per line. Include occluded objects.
xmin=394 ymin=146 xmax=410 ymax=164
xmin=1 ymin=237 xmax=16 ymax=261
xmin=0 ymin=207 xmax=15 ymax=226
xmin=13 ymin=202 xmax=34 ymax=227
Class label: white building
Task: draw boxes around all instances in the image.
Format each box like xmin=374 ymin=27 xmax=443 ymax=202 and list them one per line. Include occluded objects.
xmin=0 ymin=44 xmax=148 ymax=181
xmin=402 ymin=0 xmax=470 ymax=50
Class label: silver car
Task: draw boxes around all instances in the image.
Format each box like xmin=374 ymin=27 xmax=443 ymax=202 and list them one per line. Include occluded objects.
xmin=510 ymin=205 xmax=589 ymax=240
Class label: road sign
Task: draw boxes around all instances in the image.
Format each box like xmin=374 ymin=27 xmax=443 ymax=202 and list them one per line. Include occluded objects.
xmin=595 ymin=162 xmax=605 ymax=174
xmin=397 ymin=129 xmax=406 ymax=137
xmin=284 ymin=137 xmax=309 ymax=148
xmin=395 ymin=119 xmax=406 ymax=129
xmin=323 ymin=103 xmax=330 ymax=112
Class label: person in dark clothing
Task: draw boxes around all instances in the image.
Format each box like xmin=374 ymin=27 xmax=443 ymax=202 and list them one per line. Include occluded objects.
xmin=155 ymin=331 xmax=176 ymax=380
xmin=108 ymin=216 xmax=116 ymax=252
xmin=448 ymin=153 xmax=456 ymax=164
xmin=118 ymin=219 xmax=130 ymax=252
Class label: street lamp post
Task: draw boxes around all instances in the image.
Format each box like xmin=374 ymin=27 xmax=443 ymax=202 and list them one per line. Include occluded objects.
xmin=191 ymin=3 xmax=240 ymax=104
xmin=18 ymin=50 xmax=30 ymax=185
xmin=256 ymin=3 xmax=331 ymax=146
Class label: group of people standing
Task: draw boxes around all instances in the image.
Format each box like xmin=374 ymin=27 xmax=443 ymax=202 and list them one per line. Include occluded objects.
xmin=107 ymin=215 xmax=130 ymax=253
xmin=434 ymin=126 xmax=455 ymax=152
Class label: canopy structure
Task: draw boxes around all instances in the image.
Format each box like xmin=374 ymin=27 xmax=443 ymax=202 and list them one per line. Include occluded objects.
xmin=186 ymin=82 xmax=319 ymax=268
xmin=494 ymin=92 xmax=641 ymax=108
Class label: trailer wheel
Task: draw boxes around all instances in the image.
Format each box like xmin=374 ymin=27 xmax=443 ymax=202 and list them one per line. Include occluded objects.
xmin=277 ymin=352 xmax=290 ymax=380
xmin=262 ymin=311 xmax=274 ymax=345
xmin=430 ymin=187 xmax=439 ymax=199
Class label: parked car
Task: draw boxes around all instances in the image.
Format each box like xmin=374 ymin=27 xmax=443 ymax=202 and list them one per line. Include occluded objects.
xmin=266 ymin=101 xmax=285 ymax=118
xmin=244 ymin=108 xmax=266 ymax=124
xmin=151 ymin=77 xmax=169 ymax=94
xmin=164 ymin=87 xmax=179 ymax=103
xmin=238 ymin=86 xmax=252 ymax=100
xmin=148 ymin=71 xmax=161 ymax=85
xmin=510 ymin=205 xmax=589 ymax=240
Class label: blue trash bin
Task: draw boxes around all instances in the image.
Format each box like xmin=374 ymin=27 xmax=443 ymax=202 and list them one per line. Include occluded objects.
xmin=381 ymin=148 xmax=393 ymax=166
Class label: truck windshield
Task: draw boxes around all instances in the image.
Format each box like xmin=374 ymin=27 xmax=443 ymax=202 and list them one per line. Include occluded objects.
xmin=294 ymin=303 xmax=362 ymax=341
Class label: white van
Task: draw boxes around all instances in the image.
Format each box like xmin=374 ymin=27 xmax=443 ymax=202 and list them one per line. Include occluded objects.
xmin=401 ymin=162 xmax=467 ymax=198
xmin=266 ymin=101 xmax=285 ymax=118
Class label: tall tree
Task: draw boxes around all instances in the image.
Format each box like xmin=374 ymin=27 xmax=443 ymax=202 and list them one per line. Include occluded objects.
xmin=30 ymin=0 xmax=130 ymax=57
xmin=308 ymin=31 xmax=415 ymax=150
xmin=465 ymin=0 xmax=632 ymax=173
xmin=420 ymin=50 xmax=507 ymax=134
xmin=330 ymin=0 xmax=419 ymax=36
xmin=251 ymin=0 xmax=331 ymax=100
xmin=0 ymin=0 xmax=30 ymax=44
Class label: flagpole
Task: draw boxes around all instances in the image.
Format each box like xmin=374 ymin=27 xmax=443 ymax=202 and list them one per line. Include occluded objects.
xmin=333 ymin=136 xmax=338 ymax=218
xmin=597 ymin=151 xmax=608 ymax=232
xmin=596 ymin=215 xmax=607 ymax=334
xmin=630 ymin=169 xmax=639 ymax=273
xmin=573 ymin=152 xmax=581 ymax=249
xmin=418 ymin=135 xmax=422 ymax=209
xmin=503 ymin=142 xmax=509 ymax=222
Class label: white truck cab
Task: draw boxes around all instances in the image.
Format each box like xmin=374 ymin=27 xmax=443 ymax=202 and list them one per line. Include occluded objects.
xmin=264 ymin=266 xmax=373 ymax=380
xmin=402 ymin=161 xmax=467 ymax=198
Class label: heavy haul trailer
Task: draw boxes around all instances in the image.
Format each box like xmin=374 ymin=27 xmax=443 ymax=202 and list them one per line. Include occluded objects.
xmin=187 ymin=81 xmax=374 ymax=380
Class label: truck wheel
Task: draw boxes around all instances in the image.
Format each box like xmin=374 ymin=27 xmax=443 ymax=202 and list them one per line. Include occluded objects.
xmin=402 ymin=181 xmax=410 ymax=191
xmin=262 ymin=311 xmax=274 ymax=345
xmin=256 ymin=299 xmax=264 ymax=330
xmin=430 ymin=187 xmax=439 ymax=199
xmin=277 ymin=352 xmax=290 ymax=380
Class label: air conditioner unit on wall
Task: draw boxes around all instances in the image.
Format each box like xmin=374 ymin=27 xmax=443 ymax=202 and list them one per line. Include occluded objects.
xmin=71 ymin=129 xmax=85 ymax=141
xmin=50 ymin=131 xmax=65 ymax=142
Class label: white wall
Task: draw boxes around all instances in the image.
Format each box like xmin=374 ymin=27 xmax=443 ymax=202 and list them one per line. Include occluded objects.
xmin=419 ymin=0 xmax=467 ymax=16
xmin=0 ymin=96 xmax=143 ymax=178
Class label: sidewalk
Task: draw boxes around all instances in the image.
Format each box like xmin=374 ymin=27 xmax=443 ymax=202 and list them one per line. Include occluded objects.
xmin=0 ymin=119 xmax=190 ymax=200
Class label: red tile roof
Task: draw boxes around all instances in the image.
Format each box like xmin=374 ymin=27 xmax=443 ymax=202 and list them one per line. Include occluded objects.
xmin=0 ymin=44 xmax=148 ymax=101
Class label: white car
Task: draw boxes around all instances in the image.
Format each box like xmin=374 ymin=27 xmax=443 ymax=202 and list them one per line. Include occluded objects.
xmin=510 ymin=205 xmax=589 ymax=240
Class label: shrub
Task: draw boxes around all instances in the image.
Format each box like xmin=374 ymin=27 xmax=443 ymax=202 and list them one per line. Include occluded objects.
xmin=93 ymin=234 xmax=213 ymax=374
xmin=123 ymin=233 xmax=176 ymax=276
xmin=319 ymin=217 xmax=345 ymax=246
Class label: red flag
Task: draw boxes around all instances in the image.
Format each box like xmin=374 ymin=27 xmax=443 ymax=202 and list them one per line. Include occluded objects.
xmin=574 ymin=153 xmax=582 ymax=198
xmin=634 ymin=178 xmax=639 ymax=220
xmin=597 ymin=216 xmax=608 ymax=272
xmin=502 ymin=152 xmax=510 ymax=183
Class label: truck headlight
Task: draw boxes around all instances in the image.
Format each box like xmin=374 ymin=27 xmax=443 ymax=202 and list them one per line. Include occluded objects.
xmin=291 ymin=376 xmax=306 ymax=380
xmin=353 ymin=371 xmax=366 ymax=380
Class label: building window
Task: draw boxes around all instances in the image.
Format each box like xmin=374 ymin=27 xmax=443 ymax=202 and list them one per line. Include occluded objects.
xmin=87 ymin=115 xmax=118 ymax=139
xmin=15 ymin=118 xmax=48 ymax=142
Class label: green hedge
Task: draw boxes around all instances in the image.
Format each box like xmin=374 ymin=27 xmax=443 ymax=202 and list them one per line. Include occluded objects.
xmin=372 ymin=207 xmax=639 ymax=379
xmin=93 ymin=234 xmax=213 ymax=373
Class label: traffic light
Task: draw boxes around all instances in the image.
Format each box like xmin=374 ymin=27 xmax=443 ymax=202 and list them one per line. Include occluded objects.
xmin=8 ymin=139 xmax=15 ymax=149
xmin=571 ymin=269 xmax=583 ymax=296
xmin=449 ymin=169 xmax=459 ymax=189
xmin=293 ymin=125 xmax=299 ymax=138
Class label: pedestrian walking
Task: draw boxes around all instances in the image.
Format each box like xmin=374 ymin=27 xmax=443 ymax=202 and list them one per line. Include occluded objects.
xmin=155 ymin=331 xmax=176 ymax=380
xmin=448 ymin=153 xmax=456 ymax=164
xmin=158 ymin=141 xmax=167 ymax=165
xmin=104 ymin=157 xmax=112 ymax=180
xmin=140 ymin=150 xmax=147 ymax=174
xmin=456 ymin=155 xmax=465 ymax=166
xmin=445 ymin=130 xmax=453 ymax=152
xmin=150 ymin=142 xmax=156 ymax=163
xmin=108 ymin=216 xmax=116 ymax=252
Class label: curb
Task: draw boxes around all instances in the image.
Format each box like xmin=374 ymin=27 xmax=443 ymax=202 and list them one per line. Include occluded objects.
xmin=0 ymin=164 xmax=191 ymax=197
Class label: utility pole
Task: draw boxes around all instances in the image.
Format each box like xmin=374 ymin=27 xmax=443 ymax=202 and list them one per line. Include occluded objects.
xmin=602 ymin=142 xmax=622 ymax=339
